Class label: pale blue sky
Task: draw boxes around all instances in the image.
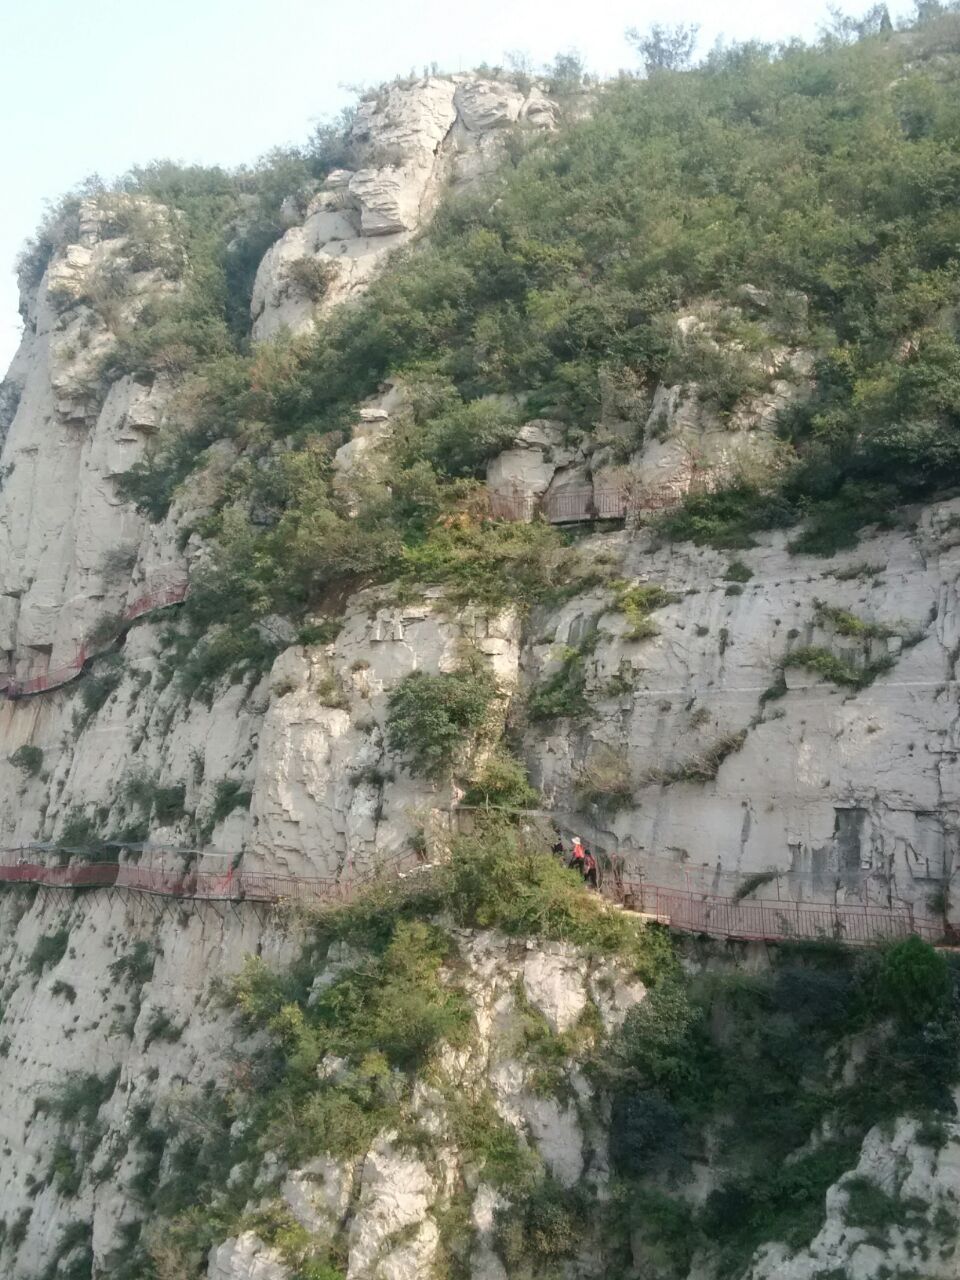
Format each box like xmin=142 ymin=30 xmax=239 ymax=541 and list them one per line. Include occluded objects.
xmin=0 ymin=0 xmax=915 ymax=372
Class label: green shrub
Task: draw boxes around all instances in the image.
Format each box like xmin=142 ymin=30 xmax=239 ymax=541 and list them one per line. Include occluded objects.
xmin=56 ymin=811 xmax=112 ymax=861
xmin=386 ymin=655 xmax=496 ymax=780
xmin=144 ymin=1010 xmax=183 ymax=1049
xmin=495 ymin=1181 xmax=584 ymax=1268
xmin=461 ymin=751 xmax=539 ymax=809
xmin=645 ymin=730 xmax=748 ymax=784
xmin=610 ymin=581 xmax=677 ymax=639
xmin=814 ymin=601 xmax=895 ymax=640
xmin=9 ymin=745 xmax=43 ymax=776
xmin=109 ymin=941 xmax=158 ymax=989
xmin=445 ymin=1090 xmax=539 ymax=1191
xmin=28 ymin=930 xmax=69 ymax=976
xmin=868 ymin=935 xmax=952 ymax=1026
xmin=658 ymin=484 xmax=794 ymax=550
xmin=443 ymin=823 xmax=677 ymax=976
xmin=783 ymin=646 xmax=894 ymax=689
xmin=399 ymin=379 xmax=522 ymax=478
xmin=575 ymin=746 xmax=634 ymax=814
xmin=282 ymin=255 xmax=339 ymax=302
xmin=527 ymin=641 xmax=592 ymax=722
xmin=842 ymin=1176 xmax=925 ymax=1235
xmin=724 ymin=560 xmax=753 ymax=584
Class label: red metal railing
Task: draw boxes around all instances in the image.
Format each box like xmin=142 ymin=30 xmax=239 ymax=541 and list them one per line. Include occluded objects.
xmin=488 ymin=485 xmax=682 ymax=524
xmin=0 ymin=850 xmax=427 ymax=905
xmin=0 ymin=855 xmax=941 ymax=943
xmin=4 ymin=579 xmax=188 ymax=700
xmin=617 ymin=881 xmax=938 ymax=943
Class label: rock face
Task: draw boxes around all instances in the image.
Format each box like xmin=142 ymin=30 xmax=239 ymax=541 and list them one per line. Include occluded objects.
xmin=250 ymin=75 xmax=559 ymax=340
xmin=0 ymin=196 xmax=186 ymax=677
xmin=2 ymin=73 xmax=960 ymax=1280
xmin=520 ymin=506 xmax=960 ymax=926
xmin=247 ymin=594 xmax=521 ymax=876
xmin=750 ymin=1113 xmax=960 ymax=1279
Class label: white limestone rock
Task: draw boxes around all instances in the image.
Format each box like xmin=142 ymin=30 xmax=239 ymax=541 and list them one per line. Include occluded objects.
xmin=207 ymin=1233 xmax=290 ymax=1280
xmin=522 ymin=944 xmax=588 ymax=1034
xmin=250 ymin=75 xmax=561 ymax=340
xmin=453 ymin=80 xmax=525 ymax=132
xmin=748 ymin=1114 xmax=960 ymax=1279
xmin=281 ymin=1155 xmax=355 ymax=1233
xmin=347 ymin=1136 xmax=440 ymax=1280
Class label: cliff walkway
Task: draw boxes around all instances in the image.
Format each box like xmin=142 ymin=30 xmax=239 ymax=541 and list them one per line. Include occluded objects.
xmin=0 ymin=578 xmax=188 ymax=700
xmin=488 ymin=484 xmax=679 ymax=523
xmin=0 ymin=852 xmax=940 ymax=945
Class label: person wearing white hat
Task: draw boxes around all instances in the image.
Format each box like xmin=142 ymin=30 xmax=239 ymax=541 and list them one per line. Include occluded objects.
xmin=568 ymin=836 xmax=585 ymax=872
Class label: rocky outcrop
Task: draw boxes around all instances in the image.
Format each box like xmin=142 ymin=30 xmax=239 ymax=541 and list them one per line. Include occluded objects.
xmin=0 ymin=196 xmax=186 ymax=676
xmin=250 ymin=75 xmax=560 ymax=341
xmin=750 ymin=1113 xmax=960 ymax=1279
xmin=521 ymin=503 xmax=960 ymax=927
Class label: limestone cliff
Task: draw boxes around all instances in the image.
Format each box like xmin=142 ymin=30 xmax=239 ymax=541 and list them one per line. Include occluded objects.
xmin=0 ymin=55 xmax=959 ymax=1280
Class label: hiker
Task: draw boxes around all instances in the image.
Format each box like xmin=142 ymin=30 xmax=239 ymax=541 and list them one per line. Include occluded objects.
xmin=582 ymin=848 xmax=598 ymax=890
xmin=551 ymin=834 xmax=565 ymax=860
xmin=568 ymin=837 xmax=585 ymax=872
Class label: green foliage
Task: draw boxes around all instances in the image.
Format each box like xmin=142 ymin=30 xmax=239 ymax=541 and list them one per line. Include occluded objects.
xmin=398 ymin=377 xmax=522 ymax=478
xmin=207 ymin=779 xmax=253 ymax=829
xmin=443 ymin=823 xmax=677 ymax=977
xmin=124 ymin=774 xmax=187 ymax=824
xmin=626 ymin=21 xmax=700 ymax=73
xmin=495 ymin=1180 xmax=585 ymax=1268
xmin=144 ymin=1010 xmax=184 ymax=1050
xmin=646 ymin=730 xmax=748 ymax=784
xmin=461 ymin=751 xmax=539 ymax=809
xmin=386 ymin=654 xmax=496 ymax=780
xmin=724 ymin=560 xmax=753 ymax=584
xmin=658 ymin=484 xmax=795 ymax=549
xmin=842 ymin=1175 xmax=926 ymax=1235
xmin=445 ymin=1090 xmax=539 ymax=1191
xmin=575 ymin=745 xmax=634 ymax=814
xmin=27 ymin=929 xmax=69 ymax=976
xmin=604 ymin=934 xmax=960 ymax=1279
xmin=77 ymin=653 xmax=124 ymax=720
xmin=109 ymin=941 xmax=158 ymax=990
xmin=9 ymin=745 xmax=43 ymax=776
xmin=783 ymin=645 xmax=895 ymax=689
xmin=56 ymin=810 xmax=112 ymax=861
xmin=399 ymin=515 xmax=568 ymax=609
xmin=282 ymin=255 xmax=339 ymax=302
xmin=814 ymin=601 xmax=895 ymax=639
xmin=610 ymin=581 xmax=677 ymax=639
xmin=35 ymin=1070 xmax=119 ymax=1128
xmin=867 ymin=935 xmax=953 ymax=1026
xmin=526 ymin=640 xmax=593 ymax=721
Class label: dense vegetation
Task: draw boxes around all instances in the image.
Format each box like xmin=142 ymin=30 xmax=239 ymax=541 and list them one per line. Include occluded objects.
xmin=22 ymin=4 xmax=960 ymax=692
xmin=84 ymin=823 xmax=960 ymax=1280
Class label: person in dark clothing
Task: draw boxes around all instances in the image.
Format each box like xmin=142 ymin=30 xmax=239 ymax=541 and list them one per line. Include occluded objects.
xmin=582 ymin=849 xmax=598 ymax=889
xmin=551 ymin=835 xmax=565 ymax=859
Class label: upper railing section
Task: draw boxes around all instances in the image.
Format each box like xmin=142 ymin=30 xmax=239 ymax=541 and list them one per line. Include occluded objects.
xmin=0 ymin=577 xmax=189 ymax=700
xmin=488 ymin=484 xmax=681 ymax=524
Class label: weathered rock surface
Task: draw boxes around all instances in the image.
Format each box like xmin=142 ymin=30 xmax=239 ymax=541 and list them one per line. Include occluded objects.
xmin=208 ymin=1233 xmax=290 ymax=1280
xmin=250 ymin=75 xmax=560 ymax=341
xmin=749 ymin=1112 xmax=960 ymax=1279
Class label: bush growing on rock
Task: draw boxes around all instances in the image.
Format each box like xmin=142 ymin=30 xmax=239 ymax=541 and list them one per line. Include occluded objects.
xmin=9 ymin=745 xmax=43 ymax=776
xmin=386 ymin=654 xmax=497 ymax=780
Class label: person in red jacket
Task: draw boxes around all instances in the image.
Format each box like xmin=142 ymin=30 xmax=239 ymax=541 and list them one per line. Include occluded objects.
xmin=568 ymin=837 xmax=585 ymax=872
